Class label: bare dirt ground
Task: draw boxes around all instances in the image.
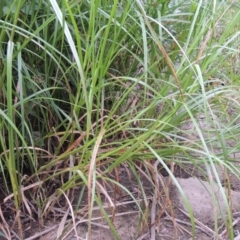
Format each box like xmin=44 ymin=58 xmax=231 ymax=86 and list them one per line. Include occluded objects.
xmin=3 ymin=167 xmax=240 ymax=240
xmin=2 ymin=169 xmax=240 ymax=239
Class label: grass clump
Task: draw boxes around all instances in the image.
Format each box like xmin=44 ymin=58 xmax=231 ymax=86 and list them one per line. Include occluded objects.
xmin=0 ymin=0 xmax=240 ymax=239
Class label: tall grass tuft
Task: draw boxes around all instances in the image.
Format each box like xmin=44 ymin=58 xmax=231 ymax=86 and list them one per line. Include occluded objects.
xmin=0 ymin=0 xmax=240 ymax=239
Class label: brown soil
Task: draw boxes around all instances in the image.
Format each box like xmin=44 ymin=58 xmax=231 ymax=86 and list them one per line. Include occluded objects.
xmin=2 ymin=168 xmax=240 ymax=240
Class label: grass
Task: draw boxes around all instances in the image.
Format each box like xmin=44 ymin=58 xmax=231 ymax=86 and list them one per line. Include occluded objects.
xmin=0 ymin=0 xmax=240 ymax=239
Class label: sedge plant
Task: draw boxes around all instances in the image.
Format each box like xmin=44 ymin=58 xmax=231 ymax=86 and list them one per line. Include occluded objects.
xmin=0 ymin=0 xmax=240 ymax=239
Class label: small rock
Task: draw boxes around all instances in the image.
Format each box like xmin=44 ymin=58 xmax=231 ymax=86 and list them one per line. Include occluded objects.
xmin=173 ymin=177 xmax=240 ymax=223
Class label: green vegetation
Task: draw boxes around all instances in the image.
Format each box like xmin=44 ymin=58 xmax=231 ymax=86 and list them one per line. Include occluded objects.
xmin=0 ymin=0 xmax=240 ymax=239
